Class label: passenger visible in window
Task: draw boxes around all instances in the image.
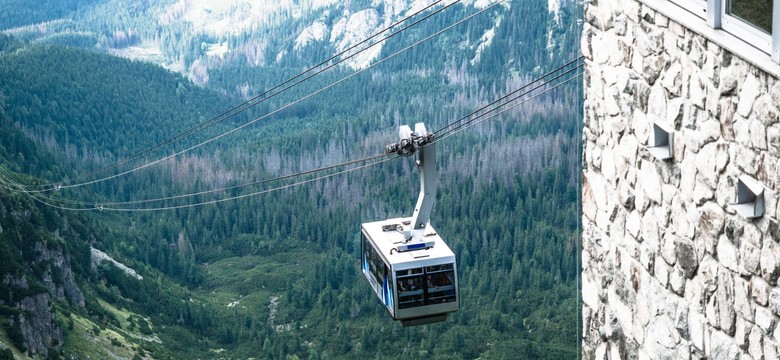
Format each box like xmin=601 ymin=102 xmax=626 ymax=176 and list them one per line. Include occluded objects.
xmin=437 ymin=273 xmax=451 ymax=286
xmin=426 ymin=275 xmax=437 ymax=288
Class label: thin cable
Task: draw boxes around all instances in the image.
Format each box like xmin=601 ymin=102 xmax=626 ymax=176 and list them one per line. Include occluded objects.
xmin=2 ymin=55 xmax=578 ymax=211
xmin=436 ymin=62 xmax=582 ymax=138
xmin=436 ymin=62 xmax=583 ymax=140
xmin=101 ymin=155 xmax=399 ymax=212
xmin=31 ymin=153 xmax=391 ymax=207
xmin=17 ymin=0 xmax=501 ymax=194
xmin=100 ymin=63 xmax=579 ymax=212
xmin=22 ymin=0 xmax=458 ymax=191
xmin=3 ymin=54 xmax=578 ymax=213
xmin=0 ymin=167 xmax=94 ymax=206
xmin=433 ymin=56 xmax=583 ymax=135
xmin=435 ymin=71 xmax=583 ymax=142
xmin=2 ymin=72 xmax=581 ymax=212
xmin=0 ymin=167 xmax=87 ymax=211
xmin=0 ymin=154 xmax=399 ymax=211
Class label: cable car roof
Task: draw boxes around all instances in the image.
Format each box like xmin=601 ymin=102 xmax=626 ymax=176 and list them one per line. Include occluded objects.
xmin=362 ymin=217 xmax=455 ymax=269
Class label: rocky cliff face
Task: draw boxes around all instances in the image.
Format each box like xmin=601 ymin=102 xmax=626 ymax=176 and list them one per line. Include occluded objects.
xmin=0 ymin=197 xmax=86 ymax=358
xmin=582 ymin=0 xmax=780 ymax=358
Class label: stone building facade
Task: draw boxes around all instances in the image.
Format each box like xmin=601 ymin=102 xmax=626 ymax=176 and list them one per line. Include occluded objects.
xmin=582 ymin=0 xmax=780 ymax=358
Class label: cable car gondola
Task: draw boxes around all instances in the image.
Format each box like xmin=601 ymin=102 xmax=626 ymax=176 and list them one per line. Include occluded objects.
xmin=361 ymin=123 xmax=459 ymax=327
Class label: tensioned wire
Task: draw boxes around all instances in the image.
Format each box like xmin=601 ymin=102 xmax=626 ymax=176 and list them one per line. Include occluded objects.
xmin=433 ymin=56 xmax=583 ymax=137
xmin=434 ymin=61 xmax=584 ymax=141
xmin=0 ymin=59 xmax=582 ymax=211
xmin=0 ymin=155 xmax=398 ymax=211
xmin=1 ymin=57 xmax=580 ymax=209
xmin=434 ymin=70 xmax=584 ymax=142
xmin=12 ymin=0 xmax=465 ymax=193
xmin=0 ymin=153 xmax=392 ymax=207
xmin=0 ymin=57 xmax=581 ymax=210
xmin=99 ymin=70 xmax=585 ymax=211
xmin=33 ymin=58 xmax=583 ymax=208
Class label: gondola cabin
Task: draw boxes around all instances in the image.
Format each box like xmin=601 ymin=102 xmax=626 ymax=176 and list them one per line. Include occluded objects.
xmin=361 ymin=122 xmax=457 ymax=326
xmin=361 ymin=218 xmax=459 ymax=326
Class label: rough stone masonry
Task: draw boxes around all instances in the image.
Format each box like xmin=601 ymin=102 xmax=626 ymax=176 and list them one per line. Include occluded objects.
xmin=582 ymin=0 xmax=780 ymax=358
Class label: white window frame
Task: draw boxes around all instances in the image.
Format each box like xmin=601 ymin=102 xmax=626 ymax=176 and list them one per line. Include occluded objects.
xmin=773 ymin=0 xmax=780 ymax=62
xmin=720 ymin=0 xmax=773 ymax=53
xmin=661 ymin=0 xmax=780 ymax=64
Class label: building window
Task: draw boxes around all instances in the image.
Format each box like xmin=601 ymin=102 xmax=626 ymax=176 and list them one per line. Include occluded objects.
xmin=727 ymin=0 xmax=773 ymax=33
xmin=665 ymin=0 xmax=780 ymax=63
xmin=721 ymin=0 xmax=774 ymax=52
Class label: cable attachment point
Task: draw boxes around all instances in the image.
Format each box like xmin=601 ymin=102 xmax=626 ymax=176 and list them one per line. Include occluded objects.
xmin=385 ymin=123 xmax=435 ymax=156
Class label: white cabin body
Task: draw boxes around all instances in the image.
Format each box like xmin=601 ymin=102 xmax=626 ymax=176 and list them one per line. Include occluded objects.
xmin=360 ymin=217 xmax=459 ymax=326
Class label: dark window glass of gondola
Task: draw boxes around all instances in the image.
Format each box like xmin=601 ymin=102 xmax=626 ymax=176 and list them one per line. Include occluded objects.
xmin=397 ymin=269 xmax=425 ymax=309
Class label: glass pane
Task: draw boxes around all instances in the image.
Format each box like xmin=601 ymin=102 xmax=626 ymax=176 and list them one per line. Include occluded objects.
xmin=367 ymin=245 xmax=386 ymax=287
xmin=397 ymin=276 xmax=424 ymax=309
xmin=728 ymin=0 xmax=774 ymax=34
xmin=396 ymin=268 xmax=423 ymax=278
xmin=425 ymin=271 xmax=456 ymax=304
xmin=425 ymin=264 xmax=454 ymax=273
xmin=361 ymin=234 xmax=368 ymax=274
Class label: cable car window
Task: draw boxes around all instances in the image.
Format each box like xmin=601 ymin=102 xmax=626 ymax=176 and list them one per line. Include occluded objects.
xmin=425 ymin=264 xmax=453 ymax=273
xmin=397 ymin=274 xmax=424 ymax=309
xmin=372 ymin=251 xmax=386 ymax=288
xmin=362 ymin=233 xmax=388 ymax=290
xmin=396 ymin=264 xmax=457 ymax=308
xmin=361 ymin=234 xmax=369 ymax=274
xmin=425 ymin=270 xmax=456 ymax=304
xmin=386 ymin=275 xmax=394 ymax=309
xmin=397 ymin=268 xmax=423 ymax=277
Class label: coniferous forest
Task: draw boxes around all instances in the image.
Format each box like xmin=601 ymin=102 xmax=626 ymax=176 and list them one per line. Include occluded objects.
xmin=0 ymin=1 xmax=582 ymax=358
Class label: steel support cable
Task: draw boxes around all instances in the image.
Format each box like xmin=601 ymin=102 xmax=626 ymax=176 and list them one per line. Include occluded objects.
xmin=435 ymin=70 xmax=584 ymax=142
xmin=101 ymin=155 xmax=400 ymax=212
xmin=432 ymin=56 xmax=584 ymax=136
xmin=435 ymin=60 xmax=583 ymax=140
xmin=11 ymin=153 xmax=391 ymax=207
xmin=14 ymin=0 xmax=500 ymax=194
xmin=0 ymin=154 xmax=399 ymax=212
xmin=0 ymin=167 xmax=25 ymax=192
xmin=69 ymin=70 xmax=585 ymax=210
xmin=6 ymin=71 xmax=573 ymax=210
xmin=3 ymin=24 xmax=586 ymax=213
xmin=148 ymin=71 xmax=585 ymax=212
xmin=0 ymin=70 xmax=580 ymax=212
xmin=19 ymin=0 xmax=459 ymax=192
xmin=0 ymin=57 xmax=579 ymax=211
xmin=0 ymin=167 xmax=82 ymax=212
xmin=0 ymin=154 xmax=398 ymax=212
xmin=0 ymin=166 xmax=88 ymax=205
xmin=4 ymin=47 xmax=566 ymax=201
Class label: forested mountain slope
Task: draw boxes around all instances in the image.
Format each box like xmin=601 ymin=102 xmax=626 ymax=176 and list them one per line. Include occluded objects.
xmin=0 ymin=0 xmax=582 ymax=358
xmin=0 ymin=0 xmax=573 ymax=86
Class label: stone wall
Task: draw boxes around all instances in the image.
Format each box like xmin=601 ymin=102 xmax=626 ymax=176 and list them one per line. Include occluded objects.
xmin=581 ymin=0 xmax=780 ymax=358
